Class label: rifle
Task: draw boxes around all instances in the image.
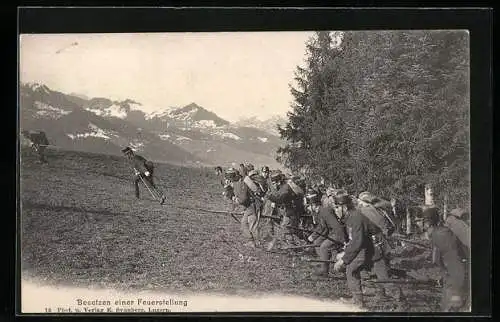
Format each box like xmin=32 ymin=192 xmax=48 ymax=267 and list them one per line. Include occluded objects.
xmin=137 ymin=172 xmax=162 ymax=201
xmin=302 ymin=259 xmax=336 ymax=263
xmin=279 ymin=244 xmax=317 ymax=250
xmin=284 ymin=225 xmax=342 ymax=245
xmin=171 ymin=206 xmax=244 ymax=223
xmin=364 ymin=279 xmax=440 ymax=287
xmin=390 ymin=235 xmax=432 ymax=250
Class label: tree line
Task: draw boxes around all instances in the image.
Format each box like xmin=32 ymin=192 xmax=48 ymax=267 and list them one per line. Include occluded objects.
xmin=277 ymin=30 xmax=470 ymax=212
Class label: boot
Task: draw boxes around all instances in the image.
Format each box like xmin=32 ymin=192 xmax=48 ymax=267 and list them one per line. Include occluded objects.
xmin=243 ymin=241 xmax=256 ymax=248
xmin=266 ymin=238 xmax=276 ymax=251
xmin=313 ymin=263 xmax=329 ymax=277
xmin=340 ymin=293 xmax=365 ymax=308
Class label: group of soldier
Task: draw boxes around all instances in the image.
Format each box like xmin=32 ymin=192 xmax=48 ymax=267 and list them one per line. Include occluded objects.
xmin=22 ymin=134 xmax=470 ymax=312
xmin=215 ymin=163 xmax=470 ymax=312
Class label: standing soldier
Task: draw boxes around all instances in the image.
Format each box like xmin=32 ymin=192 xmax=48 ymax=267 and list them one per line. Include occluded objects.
xmin=333 ymin=194 xmax=406 ymax=310
xmin=422 ymin=207 xmax=469 ymax=312
xmin=307 ymin=191 xmax=347 ymax=277
xmin=266 ymin=172 xmax=305 ymax=248
xmin=232 ymin=168 xmax=266 ymax=248
xmin=122 ymin=147 xmax=166 ymax=205
xmin=21 ymin=130 xmax=50 ymax=164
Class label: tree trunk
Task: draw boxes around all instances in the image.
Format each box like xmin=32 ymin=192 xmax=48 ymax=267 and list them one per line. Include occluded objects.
xmin=424 ymin=183 xmax=435 ymax=206
xmin=443 ymin=193 xmax=448 ymax=221
xmin=425 ymin=183 xmax=438 ymax=264
xmin=406 ymin=207 xmax=412 ymax=235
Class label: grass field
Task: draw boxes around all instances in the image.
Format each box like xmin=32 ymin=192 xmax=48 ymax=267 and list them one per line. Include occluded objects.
xmin=20 ymin=148 xmax=443 ymax=312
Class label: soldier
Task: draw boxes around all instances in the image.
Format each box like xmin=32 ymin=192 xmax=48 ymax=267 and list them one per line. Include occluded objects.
xmin=239 ymin=163 xmax=248 ymax=177
xmin=221 ymin=168 xmax=239 ymax=201
xmin=357 ymin=191 xmax=396 ymax=238
xmin=260 ymin=166 xmax=270 ymax=180
xmin=307 ymin=191 xmax=347 ymax=277
xmin=266 ymin=171 xmax=305 ymax=248
xmin=422 ymin=207 xmax=469 ymax=312
xmin=21 ymin=130 xmax=50 ymax=163
xmin=445 ymin=208 xmax=470 ymax=253
xmin=232 ymin=167 xmax=266 ymax=248
xmin=214 ymin=166 xmax=226 ymax=188
xmin=122 ymin=147 xmax=166 ymax=205
xmin=333 ymin=194 xmax=406 ymax=309
xmin=303 ymin=187 xmax=322 ymax=228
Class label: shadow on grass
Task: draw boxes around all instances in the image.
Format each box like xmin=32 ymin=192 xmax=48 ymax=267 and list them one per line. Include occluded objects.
xmin=22 ymin=200 xmax=129 ymax=217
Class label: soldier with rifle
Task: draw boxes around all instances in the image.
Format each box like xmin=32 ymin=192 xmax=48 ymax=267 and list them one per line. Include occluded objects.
xmin=422 ymin=207 xmax=469 ymax=312
xmin=21 ymin=130 xmax=50 ymax=164
xmin=307 ymin=190 xmax=348 ymax=277
xmin=265 ymin=171 xmax=305 ymax=249
xmin=230 ymin=167 xmax=266 ymax=248
xmin=333 ymin=193 xmax=407 ymax=310
xmin=122 ymin=147 xmax=165 ymax=205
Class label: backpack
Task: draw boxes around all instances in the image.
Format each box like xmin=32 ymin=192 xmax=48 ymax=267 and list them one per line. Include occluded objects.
xmin=144 ymin=160 xmax=154 ymax=171
xmin=243 ymin=170 xmax=267 ymax=198
xmin=24 ymin=130 xmax=50 ymax=146
xmin=445 ymin=215 xmax=470 ymax=251
xmin=360 ymin=199 xmax=396 ymax=237
xmin=287 ymin=179 xmax=304 ymax=197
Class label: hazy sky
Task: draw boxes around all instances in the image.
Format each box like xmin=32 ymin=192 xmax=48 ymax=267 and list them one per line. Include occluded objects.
xmin=20 ymin=32 xmax=315 ymax=122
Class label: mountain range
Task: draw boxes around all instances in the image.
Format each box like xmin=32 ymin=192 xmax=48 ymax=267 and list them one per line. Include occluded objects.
xmin=19 ymin=82 xmax=287 ymax=169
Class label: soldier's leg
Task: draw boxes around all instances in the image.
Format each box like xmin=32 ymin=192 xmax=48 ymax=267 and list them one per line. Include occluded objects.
xmin=372 ymin=257 xmax=406 ymax=307
xmin=317 ymin=239 xmax=335 ymax=275
xmin=134 ymin=176 xmax=141 ymax=198
xmin=248 ymin=208 xmax=260 ymax=244
xmin=345 ymin=250 xmax=367 ymax=306
xmin=240 ymin=207 xmax=253 ymax=242
xmin=38 ymin=146 xmax=47 ymax=163
xmin=440 ymin=277 xmax=466 ymax=312
xmin=289 ymin=213 xmax=301 ymax=241
xmin=280 ymin=215 xmax=295 ymax=245
xmin=267 ymin=208 xmax=284 ymax=250
xmin=145 ymin=175 xmax=164 ymax=200
xmin=313 ymin=236 xmax=326 ymax=257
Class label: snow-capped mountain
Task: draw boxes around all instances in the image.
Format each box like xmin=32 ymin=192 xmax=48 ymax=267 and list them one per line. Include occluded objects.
xmin=235 ymin=115 xmax=287 ymax=136
xmin=19 ymin=83 xmax=199 ymax=164
xmin=19 ymin=83 xmax=285 ymax=168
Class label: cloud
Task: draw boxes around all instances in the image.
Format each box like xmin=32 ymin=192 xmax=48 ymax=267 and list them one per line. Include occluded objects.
xmin=20 ymin=32 xmax=315 ymax=121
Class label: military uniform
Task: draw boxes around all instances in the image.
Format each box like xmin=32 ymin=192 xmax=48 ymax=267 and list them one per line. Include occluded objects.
xmin=342 ymin=207 xmax=404 ymax=307
xmin=266 ymin=180 xmax=304 ymax=245
xmin=429 ymin=225 xmax=469 ymax=311
xmin=309 ymin=205 xmax=347 ymax=275
xmin=123 ymin=148 xmax=165 ymax=204
xmin=22 ymin=130 xmax=49 ymax=163
xmin=232 ymin=176 xmax=264 ymax=246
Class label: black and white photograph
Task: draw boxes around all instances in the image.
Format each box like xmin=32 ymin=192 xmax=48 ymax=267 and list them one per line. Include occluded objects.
xmin=19 ymin=29 xmax=471 ymax=313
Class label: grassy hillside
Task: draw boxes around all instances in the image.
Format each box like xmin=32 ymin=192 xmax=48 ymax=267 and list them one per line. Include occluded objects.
xmin=20 ymin=148 xmax=442 ymax=312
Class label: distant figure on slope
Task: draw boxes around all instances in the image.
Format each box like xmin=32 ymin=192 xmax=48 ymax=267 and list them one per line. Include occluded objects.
xmin=122 ymin=147 xmax=165 ymax=205
xmin=21 ymin=130 xmax=50 ymax=164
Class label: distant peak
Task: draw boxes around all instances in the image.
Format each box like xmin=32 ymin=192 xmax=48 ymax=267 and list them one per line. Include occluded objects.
xmin=123 ymin=99 xmax=142 ymax=106
xmin=184 ymin=102 xmax=201 ymax=110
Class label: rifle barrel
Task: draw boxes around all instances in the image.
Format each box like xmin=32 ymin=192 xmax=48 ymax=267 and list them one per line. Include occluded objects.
xmin=280 ymin=244 xmax=317 ymax=250
xmin=365 ymin=279 xmax=437 ymax=285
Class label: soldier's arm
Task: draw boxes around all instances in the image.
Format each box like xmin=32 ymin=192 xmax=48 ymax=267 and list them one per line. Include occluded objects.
xmin=233 ymin=181 xmax=250 ymax=205
xmin=266 ymin=185 xmax=289 ymax=204
xmin=342 ymin=215 xmax=365 ymax=265
xmin=309 ymin=214 xmax=328 ymax=241
xmin=329 ymin=220 xmax=348 ymax=245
